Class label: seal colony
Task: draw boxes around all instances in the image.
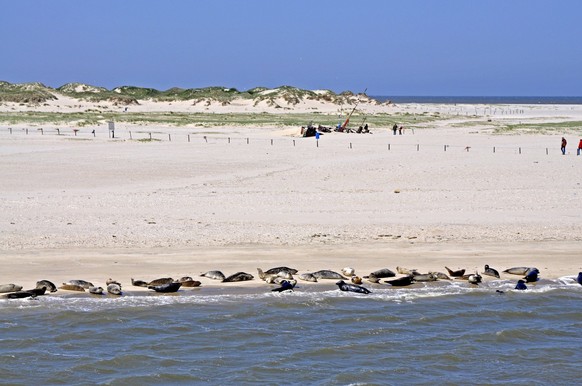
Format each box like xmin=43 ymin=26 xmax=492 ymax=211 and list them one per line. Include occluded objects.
xmin=2 ymin=264 xmax=581 ymax=300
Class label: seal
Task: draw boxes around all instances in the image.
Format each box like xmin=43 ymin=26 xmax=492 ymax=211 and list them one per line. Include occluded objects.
xmin=577 ymin=272 xmax=582 ymax=285
xmin=107 ymin=283 xmax=122 ymax=295
xmin=222 ymin=272 xmax=254 ymax=282
xmin=177 ymin=276 xmax=193 ymax=282
xmin=178 ymin=280 xmax=201 ymax=287
xmin=351 ymin=276 xmax=363 ymax=285
xmin=147 ymin=278 xmax=174 ymax=286
xmin=25 ymin=287 xmax=47 ymax=296
xmin=264 ymin=267 xmax=298 ymax=275
xmin=59 ymin=284 xmax=86 ymax=292
xmin=312 ymin=270 xmax=346 ymax=280
xmin=397 ymin=267 xmax=419 ymax=275
xmin=445 ymin=267 xmax=465 ymax=277
xmin=271 ymin=280 xmax=296 ymax=292
xmin=385 ymin=276 xmax=414 ymax=287
xmin=515 ymin=280 xmax=527 ymax=290
xmin=4 ymin=291 xmax=36 ymax=299
xmin=341 ymin=267 xmax=356 ymax=277
xmin=412 ymin=273 xmax=437 ymax=282
xmin=524 ymin=269 xmax=539 ymax=283
xmin=36 ymin=280 xmax=57 ymax=293
xmin=131 ymin=278 xmax=149 ymax=287
xmin=336 ymin=280 xmax=371 ymax=294
xmin=467 ymin=272 xmax=482 ymax=285
xmin=429 ymin=271 xmax=451 ymax=280
xmin=365 ymin=268 xmax=396 ymax=280
xmin=148 ymin=282 xmax=181 ymax=293
xmin=257 ymin=268 xmax=292 ymax=281
xmin=503 ymin=267 xmax=538 ymax=276
xmin=298 ymin=273 xmax=318 ymax=282
xmin=483 ymin=265 xmax=500 ymax=278
xmin=89 ymin=286 xmax=104 ymax=295
xmin=0 ymin=284 xmax=23 ymax=293
xmin=64 ymin=280 xmax=94 ymax=289
xmin=200 ymin=271 xmax=226 ymax=281
xmin=106 ymin=278 xmax=122 ymax=286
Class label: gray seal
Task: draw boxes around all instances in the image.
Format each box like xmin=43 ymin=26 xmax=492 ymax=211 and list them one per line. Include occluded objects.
xmin=89 ymin=286 xmax=104 ymax=295
xmin=365 ymin=268 xmax=396 ymax=283
xmin=131 ymin=278 xmax=149 ymax=287
xmin=397 ymin=266 xmax=419 ymax=275
xmin=312 ymin=270 xmax=346 ymax=280
xmin=107 ymin=283 xmax=122 ymax=295
xmin=0 ymin=284 xmax=23 ymax=293
xmin=467 ymin=272 xmax=482 ymax=285
xmin=336 ymin=280 xmax=371 ymax=294
xmin=429 ymin=271 xmax=451 ymax=280
xmin=200 ymin=271 xmax=226 ymax=281
xmin=483 ymin=265 xmax=500 ymax=278
xmin=178 ymin=280 xmax=201 ymax=287
xmin=412 ymin=273 xmax=437 ymax=282
xmin=298 ymin=273 xmax=318 ymax=282
xmin=4 ymin=291 xmax=37 ymax=299
xmin=147 ymin=278 xmax=174 ymax=286
xmin=385 ymin=276 xmax=414 ymax=287
xmin=257 ymin=268 xmax=293 ymax=281
xmin=106 ymin=278 xmax=122 ymax=286
xmin=64 ymin=280 xmax=94 ymax=289
xmin=503 ymin=267 xmax=538 ymax=276
xmin=36 ymin=280 xmax=57 ymax=293
xmin=222 ymin=272 xmax=254 ymax=282
xmin=264 ymin=267 xmax=298 ymax=275
xmin=149 ymin=282 xmax=181 ymax=293
xmin=59 ymin=284 xmax=86 ymax=292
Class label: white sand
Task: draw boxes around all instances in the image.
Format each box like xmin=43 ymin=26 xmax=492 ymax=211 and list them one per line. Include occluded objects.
xmin=1 ymin=96 xmax=581 ymax=292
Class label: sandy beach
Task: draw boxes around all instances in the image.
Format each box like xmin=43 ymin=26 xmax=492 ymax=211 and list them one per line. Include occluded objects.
xmin=1 ymin=93 xmax=581 ymax=293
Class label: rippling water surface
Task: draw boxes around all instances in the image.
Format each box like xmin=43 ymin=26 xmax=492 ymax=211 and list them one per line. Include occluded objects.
xmin=1 ymin=279 xmax=581 ymax=385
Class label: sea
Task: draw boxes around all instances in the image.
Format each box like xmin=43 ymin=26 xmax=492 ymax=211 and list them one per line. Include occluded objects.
xmin=1 ymin=277 xmax=581 ymax=385
xmin=372 ymin=96 xmax=582 ymax=105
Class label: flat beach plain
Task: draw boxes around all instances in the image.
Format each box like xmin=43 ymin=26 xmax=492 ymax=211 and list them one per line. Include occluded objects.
xmin=1 ymin=97 xmax=581 ymax=291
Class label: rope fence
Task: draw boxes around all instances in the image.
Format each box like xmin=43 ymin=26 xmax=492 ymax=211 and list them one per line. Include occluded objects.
xmin=2 ymin=127 xmax=575 ymax=156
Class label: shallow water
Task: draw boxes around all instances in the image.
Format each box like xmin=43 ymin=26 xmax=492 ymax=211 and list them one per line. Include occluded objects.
xmin=1 ymin=278 xmax=581 ymax=385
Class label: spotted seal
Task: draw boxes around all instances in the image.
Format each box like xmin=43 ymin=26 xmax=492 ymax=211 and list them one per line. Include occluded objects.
xmin=89 ymin=286 xmax=104 ymax=295
xmin=131 ymin=278 xmax=149 ymax=287
xmin=222 ymin=272 xmax=254 ymax=282
xmin=149 ymin=282 xmax=181 ymax=293
xmin=4 ymin=291 xmax=37 ymax=299
xmin=467 ymin=272 xmax=482 ymax=285
xmin=0 ymin=284 xmax=23 ymax=293
xmin=36 ymin=280 xmax=57 ymax=293
xmin=178 ymin=280 xmax=201 ymax=287
xmin=336 ymin=280 xmax=371 ymax=294
xmin=257 ymin=268 xmax=293 ymax=281
xmin=413 ymin=273 xmax=437 ymax=282
xmin=429 ymin=271 xmax=451 ymax=280
xmin=271 ymin=280 xmax=296 ymax=292
xmin=385 ymin=276 xmax=414 ymax=287
xmin=351 ymin=276 xmax=363 ymax=285
xmin=365 ymin=268 xmax=396 ymax=283
xmin=59 ymin=284 xmax=86 ymax=292
xmin=503 ymin=267 xmax=538 ymax=276
xmin=397 ymin=266 xmax=419 ymax=275
xmin=341 ymin=267 xmax=356 ymax=277
xmin=483 ymin=265 xmax=500 ymax=278
xmin=200 ymin=271 xmax=226 ymax=281
xmin=147 ymin=278 xmax=174 ymax=286
xmin=106 ymin=278 xmax=122 ymax=286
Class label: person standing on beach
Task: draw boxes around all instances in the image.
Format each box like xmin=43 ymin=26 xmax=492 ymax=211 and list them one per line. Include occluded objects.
xmin=577 ymin=139 xmax=582 ymax=156
xmin=392 ymin=124 xmax=398 ymax=135
xmin=561 ymin=137 xmax=567 ymax=155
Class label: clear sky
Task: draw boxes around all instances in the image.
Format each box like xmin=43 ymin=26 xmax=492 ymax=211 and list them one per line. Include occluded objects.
xmin=1 ymin=0 xmax=581 ymax=96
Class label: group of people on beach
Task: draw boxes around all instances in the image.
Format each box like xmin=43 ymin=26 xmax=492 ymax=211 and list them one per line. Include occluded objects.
xmin=392 ymin=123 xmax=406 ymax=135
xmin=561 ymin=137 xmax=582 ymax=155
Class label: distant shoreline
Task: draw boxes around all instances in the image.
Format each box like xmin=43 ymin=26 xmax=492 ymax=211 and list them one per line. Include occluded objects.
xmin=373 ymin=96 xmax=582 ymax=105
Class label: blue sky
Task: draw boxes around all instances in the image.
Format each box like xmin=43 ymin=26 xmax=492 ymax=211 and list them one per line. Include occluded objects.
xmin=1 ymin=0 xmax=580 ymax=95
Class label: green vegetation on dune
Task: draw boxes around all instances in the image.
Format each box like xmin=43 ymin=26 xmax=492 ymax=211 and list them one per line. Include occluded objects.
xmin=494 ymin=121 xmax=582 ymax=134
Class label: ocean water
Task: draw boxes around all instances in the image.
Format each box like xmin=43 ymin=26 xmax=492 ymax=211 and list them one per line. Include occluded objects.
xmin=372 ymin=96 xmax=582 ymax=105
xmin=1 ymin=278 xmax=581 ymax=385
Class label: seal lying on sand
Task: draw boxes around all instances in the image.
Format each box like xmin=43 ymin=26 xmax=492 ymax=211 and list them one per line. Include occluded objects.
xmin=264 ymin=267 xmax=298 ymax=275
xmin=351 ymin=276 xmax=363 ymax=285
xmin=25 ymin=287 xmax=47 ymax=296
xmin=524 ymin=269 xmax=539 ymax=283
xmin=341 ymin=267 xmax=356 ymax=277
xmin=298 ymin=273 xmax=318 ymax=282
xmin=468 ymin=272 xmax=482 ymax=285
xmin=412 ymin=273 xmax=438 ymax=282
xmin=445 ymin=267 xmax=465 ymax=277
xmin=397 ymin=267 xmax=419 ymax=275
xmin=429 ymin=271 xmax=451 ymax=280
xmin=336 ymin=280 xmax=371 ymax=294
xmin=385 ymin=276 xmax=414 ymax=287
xmin=364 ymin=268 xmax=396 ymax=283
xmin=147 ymin=278 xmax=174 ymax=286
xmin=89 ymin=286 xmax=104 ymax=295
xmin=200 ymin=271 xmax=226 ymax=281
xmin=503 ymin=267 xmax=538 ymax=276
xmin=106 ymin=278 xmax=122 ymax=286
xmin=36 ymin=280 xmax=57 ymax=293
xmin=483 ymin=265 xmax=500 ymax=278
xmin=107 ymin=283 xmax=122 ymax=295
xmin=0 ymin=284 xmax=23 ymax=293
xmin=312 ymin=270 xmax=346 ymax=280
xmin=257 ymin=268 xmax=293 ymax=281
xmin=64 ymin=280 xmax=94 ymax=289
xmin=131 ymin=278 xmax=149 ymax=287
xmin=4 ymin=291 xmax=37 ymax=299
xmin=59 ymin=284 xmax=86 ymax=292
xmin=178 ymin=280 xmax=201 ymax=287
xmin=149 ymin=282 xmax=181 ymax=293
xmin=222 ymin=272 xmax=254 ymax=282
